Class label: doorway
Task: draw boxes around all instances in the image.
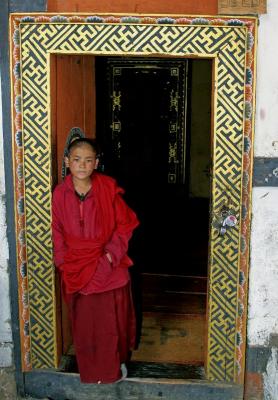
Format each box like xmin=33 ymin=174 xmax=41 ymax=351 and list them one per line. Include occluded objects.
xmin=13 ymin=16 xmax=255 ymax=386
xmin=95 ymin=57 xmax=212 ymax=373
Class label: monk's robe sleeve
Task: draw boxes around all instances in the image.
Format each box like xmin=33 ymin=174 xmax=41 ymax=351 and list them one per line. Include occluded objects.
xmin=104 ymin=193 xmax=139 ymax=267
xmin=52 ymin=191 xmax=67 ymax=268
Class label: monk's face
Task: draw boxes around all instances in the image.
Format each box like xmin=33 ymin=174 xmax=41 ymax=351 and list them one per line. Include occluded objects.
xmin=65 ymin=144 xmax=99 ymax=182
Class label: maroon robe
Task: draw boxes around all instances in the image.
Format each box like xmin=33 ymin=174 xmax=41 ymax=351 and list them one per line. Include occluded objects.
xmin=52 ymin=172 xmax=139 ymax=383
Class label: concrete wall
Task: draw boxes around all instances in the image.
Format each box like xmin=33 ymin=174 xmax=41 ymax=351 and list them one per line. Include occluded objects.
xmin=0 ymin=71 xmax=13 ymax=368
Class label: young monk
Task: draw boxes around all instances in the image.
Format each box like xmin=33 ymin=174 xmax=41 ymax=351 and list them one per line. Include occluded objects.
xmin=52 ymin=138 xmax=139 ymax=384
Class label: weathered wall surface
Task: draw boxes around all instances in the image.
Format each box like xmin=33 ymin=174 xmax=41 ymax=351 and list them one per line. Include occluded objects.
xmin=249 ymin=188 xmax=278 ymax=346
xmin=249 ymin=0 xmax=278 ymax=348
xmin=0 ymin=71 xmax=18 ymax=400
xmin=0 ymin=73 xmax=12 ymax=369
xmin=246 ymin=0 xmax=278 ymax=399
xmin=254 ymin=0 xmax=278 ymax=158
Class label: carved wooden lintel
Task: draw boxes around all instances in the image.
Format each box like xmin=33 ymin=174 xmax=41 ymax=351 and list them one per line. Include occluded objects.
xmin=218 ymin=0 xmax=267 ymax=14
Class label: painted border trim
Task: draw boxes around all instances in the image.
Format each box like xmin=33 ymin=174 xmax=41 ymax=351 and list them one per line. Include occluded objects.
xmin=9 ymin=12 xmax=257 ymax=385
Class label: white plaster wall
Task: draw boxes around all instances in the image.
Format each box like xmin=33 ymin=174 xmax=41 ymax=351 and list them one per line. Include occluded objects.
xmin=248 ymin=0 xmax=278 ymax=347
xmin=248 ymin=5 xmax=278 ymax=398
xmin=249 ymin=188 xmax=278 ymax=345
xmin=0 ymin=71 xmax=13 ymax=367
xmin=254 ymin=0 xmax=278 ymax=157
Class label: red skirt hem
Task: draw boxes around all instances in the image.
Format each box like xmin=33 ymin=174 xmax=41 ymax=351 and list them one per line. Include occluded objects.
xmin=70 ymin=282 xmax=136 ymax=383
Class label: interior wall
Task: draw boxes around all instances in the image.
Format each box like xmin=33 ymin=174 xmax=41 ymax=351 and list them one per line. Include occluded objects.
xmin=189 ymin=60 xmax=212 ymax=199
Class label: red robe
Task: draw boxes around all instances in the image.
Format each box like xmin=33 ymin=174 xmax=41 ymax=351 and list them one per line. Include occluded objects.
xmin=52 ymin=172 xmax=139 ymax=383
xmin=52 ymin=172 xmax=139 ymax=294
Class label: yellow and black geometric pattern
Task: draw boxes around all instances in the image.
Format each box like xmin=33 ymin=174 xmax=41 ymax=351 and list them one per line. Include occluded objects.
xmin=13 ymin=16 xmax=256 ymax=382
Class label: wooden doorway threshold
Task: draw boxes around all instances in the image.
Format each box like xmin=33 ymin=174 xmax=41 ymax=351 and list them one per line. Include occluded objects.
xmin=24 ymin=370 xmax=243 ymax=400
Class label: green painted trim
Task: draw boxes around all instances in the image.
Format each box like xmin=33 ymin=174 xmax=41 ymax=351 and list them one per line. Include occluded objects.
xmin=246 ymin=346 xmax=271 ymax=373
xmin=253 ymin=157 xmax=278 ymax=186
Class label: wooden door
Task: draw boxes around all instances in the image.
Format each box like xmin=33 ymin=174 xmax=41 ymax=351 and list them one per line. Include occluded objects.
xmin=51 ymin=54 xmax=96 ymax=357
xmin=95 ymin=57 xmax=204 ymax=275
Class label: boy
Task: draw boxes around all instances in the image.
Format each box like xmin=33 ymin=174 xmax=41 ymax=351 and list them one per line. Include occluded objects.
xmin=52 ymin=138 xmax=139 ymax=383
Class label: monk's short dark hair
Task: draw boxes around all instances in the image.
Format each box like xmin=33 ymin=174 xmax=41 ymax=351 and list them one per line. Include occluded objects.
xmin=67 ymin=138 xmax=100 ymax=158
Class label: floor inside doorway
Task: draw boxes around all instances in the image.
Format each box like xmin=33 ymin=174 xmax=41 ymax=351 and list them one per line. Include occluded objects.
xmin=131 ymin=273 xmax=206 ymax=365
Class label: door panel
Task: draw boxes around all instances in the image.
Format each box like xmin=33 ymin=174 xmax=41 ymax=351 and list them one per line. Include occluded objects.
xmin=96 ymin=58 xmax=200 ymax=274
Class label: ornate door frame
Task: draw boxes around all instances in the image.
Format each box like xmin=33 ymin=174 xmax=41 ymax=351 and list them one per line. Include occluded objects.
xmin=10 ymin=13 xmax=257 ymax=383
